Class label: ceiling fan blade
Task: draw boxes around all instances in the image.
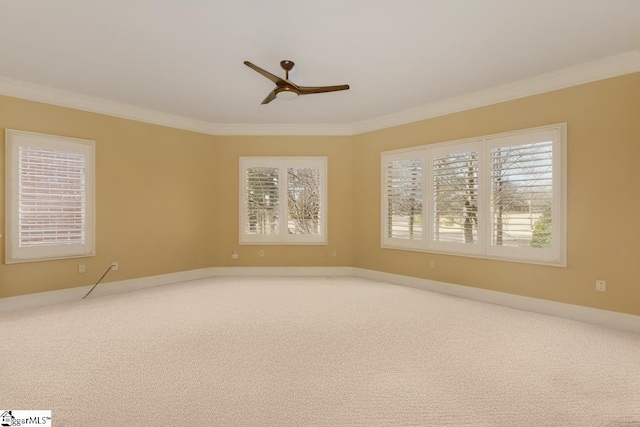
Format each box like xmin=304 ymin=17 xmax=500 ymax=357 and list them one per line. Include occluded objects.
xmin=244 ymin=61 xmax=285 ymax=85
xmin=297 ymin=84 xmax=350 ymax=95
xmin=261 ymin=90 xmax=277 ymax=105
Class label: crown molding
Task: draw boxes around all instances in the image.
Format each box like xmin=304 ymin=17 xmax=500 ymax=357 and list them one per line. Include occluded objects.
xmin=352 ymin=51 xmax=640 ymax=135
xmin=0 ymin=77 xmax=354 ymax=136
xmin=0 ymin=76 xmax=219 ymax=134
xmin=208 ymin=123 xmax=353 ymax=136
xmin=1 ymin=51 xmax=639 ymax=137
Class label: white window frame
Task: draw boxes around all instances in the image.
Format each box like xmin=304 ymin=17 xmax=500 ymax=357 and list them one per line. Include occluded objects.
xmin=484 ymin=129 xmax=564 ymax=263
xmin=240 ymin=157 xmax=327 ymax=245
xmin=5 ymin=129 xmax=96 ymax=264
xmin=381 ymin=123 xmax=566 ymax=266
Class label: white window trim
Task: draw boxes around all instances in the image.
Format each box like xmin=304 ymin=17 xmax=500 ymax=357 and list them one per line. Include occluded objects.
xmin=381 ymin=123 xmax=566 ymax=267
xmin=240 ymin=157 xmax=327 ymax=245
xmin=5 ymin=129 xmax=96 ymax=264
xmin=483 ymin=129 xmax=565 ymax=264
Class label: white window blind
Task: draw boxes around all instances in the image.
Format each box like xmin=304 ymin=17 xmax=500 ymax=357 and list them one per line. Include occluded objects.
xmin=381 ymin=124 xmax=565 ymax=266
xmin=287 ymin=166 xmax=321 ymax=236
xmin=6 ymin=129 xmax=95 ymax=263
xmin=382 ymin=152 xmax=424 ymax=248
xmin=240 ymin=157 xmax=327 ymax=244
xmin=18 ymin=146 xmax=86 ymax=247
xmin=490 ymin=142 xmax=553 ymax=248
xmin=485 ymin=129 xmax=562 ymax=262
xmin=245 ymin=166 xmax=280 ymax=236
xmin=430 ymin=144 xmax=480 ymax=250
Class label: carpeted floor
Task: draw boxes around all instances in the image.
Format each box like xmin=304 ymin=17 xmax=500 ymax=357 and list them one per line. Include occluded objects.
xmin=1 ymin=276 xmax=639 ymax=426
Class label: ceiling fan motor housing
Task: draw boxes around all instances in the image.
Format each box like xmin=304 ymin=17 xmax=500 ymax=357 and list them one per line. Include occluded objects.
xmin=276 ymin=86 xmax=299 ymax=100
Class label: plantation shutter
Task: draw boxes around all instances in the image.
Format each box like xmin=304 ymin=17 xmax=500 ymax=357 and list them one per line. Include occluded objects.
xmin=382 ymin=151 xmax=424 ymax=248
xmin=382 ymin=124 xmax=564 ymax=265
xmin=430 ymin=144 xmax=480 ymax=248
xmin=18 ymin=147 xmax=86 ymax=247
xmin=489 ymin=140 xmax=554 ymax=249
xmin=287 ymin=166 xmax=321 ymax=236
xmin=283 ymin=158 xmax=326 ymax=243
xmin=485 ymin=126 xmax=563 ymax=264
xmin=245 ymin=166 xmax=280 ymax=237
xmin=240 ymin=157 xmax=327 ymax=244
xmin=6 ymin=129 xmax=95 ymax=263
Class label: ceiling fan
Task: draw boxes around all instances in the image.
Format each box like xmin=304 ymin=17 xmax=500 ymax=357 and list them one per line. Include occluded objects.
xmin=244 ymin=60 xmax=350 ymax=105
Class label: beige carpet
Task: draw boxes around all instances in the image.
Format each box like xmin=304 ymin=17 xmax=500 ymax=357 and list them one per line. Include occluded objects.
xmin=1 ymin=276 xmax=639 ymax=426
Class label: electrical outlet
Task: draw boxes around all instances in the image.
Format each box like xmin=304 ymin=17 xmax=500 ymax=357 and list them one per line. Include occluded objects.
xmin=429 ymin=259 xmax=435 ymax=269
xmin=331 ymin=250 xmax=337 ymax=257
xmin=231 ymin=252 xmax=239 ymax=260
xmin=258 ymin=250 xmax=264 ymax=257
xmin=595 ymin=280 xmax=606 ymax=292
xmin=111 ymin=261 xmax=119 ymax=271
xmin=78 ymin=264 xmax=86 ymax=274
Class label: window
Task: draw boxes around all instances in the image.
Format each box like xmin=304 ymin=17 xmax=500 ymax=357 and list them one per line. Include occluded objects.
xmin=382 ymin=152 xmax=424 ymax=249
xmin=5 ymin=129 xmax=95 ymax=263
xmin=382 ymin=124 xmax=566 ymax=266
xmin=240 ymin=157 xmax=327 ymax=244
xmin=428 ymin=141 xmax=481 ymax=254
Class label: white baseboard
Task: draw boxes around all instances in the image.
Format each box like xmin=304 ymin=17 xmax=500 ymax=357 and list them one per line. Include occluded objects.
xmin=0 ymin=267 xmax=219 ymax=312
xmin=2 ymin=266 xmax=638 ymax=335
xmin=209 ymin=266 xmax=355 ymax=277
xmin=353 ymin=268 xmax=640 ymax=334
xmin=0 ymin=266 xmax=353 ymax=312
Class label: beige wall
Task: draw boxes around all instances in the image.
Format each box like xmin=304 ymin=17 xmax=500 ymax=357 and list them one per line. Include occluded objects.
xmin=353 ymin=72 xmax=640 ymax=316
xmin=0 ymin=97 xmax=353 ymax=298
xmin=210 ymin=136 xmax=353 ymax=268
xmin=0 ymin=96 xmax=217 ymax=298
xmin=1 ymin=73 xmax=639 ymax=316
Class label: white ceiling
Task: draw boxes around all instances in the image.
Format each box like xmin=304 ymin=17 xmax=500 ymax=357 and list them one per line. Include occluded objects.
xmin=0 ymin=0 xmax=639 ymax=132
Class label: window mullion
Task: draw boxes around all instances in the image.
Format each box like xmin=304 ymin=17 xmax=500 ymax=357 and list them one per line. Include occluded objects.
xmin=479 ymin=139 xmax=490 ymax=255
xmin=425 ymin=149 xmax=434 ymax=251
